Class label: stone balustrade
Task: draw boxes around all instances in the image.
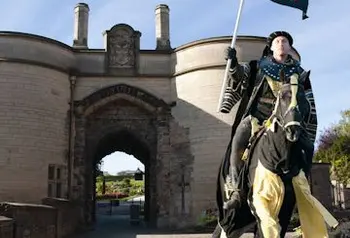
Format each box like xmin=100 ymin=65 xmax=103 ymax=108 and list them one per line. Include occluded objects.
xmin=0 ymin=200 xmax=81 ymax=238
xmin=0 ymin=202 xmax=56 ymax=238
xmin=42 ymin=197 xmax=81 ymax=238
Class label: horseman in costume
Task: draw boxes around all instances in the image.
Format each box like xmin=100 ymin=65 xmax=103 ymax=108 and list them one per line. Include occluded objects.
xmin=221 ymin=30 xmax=317 ymax=205
xmin=213 ymin=31 xmax=327 ymax=237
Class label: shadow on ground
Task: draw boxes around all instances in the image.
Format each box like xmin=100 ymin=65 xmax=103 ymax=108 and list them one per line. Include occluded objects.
xmin=71 ymin=214 xmax=297 ymax=238
xmin=72 ymin=200 xmax=215 ymax=238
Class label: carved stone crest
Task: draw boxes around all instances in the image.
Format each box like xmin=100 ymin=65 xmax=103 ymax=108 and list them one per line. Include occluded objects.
xmin=109 ymin=29 xmax=134 ymax=67
xmin=105 ymin=24 xmax=141 ymax=75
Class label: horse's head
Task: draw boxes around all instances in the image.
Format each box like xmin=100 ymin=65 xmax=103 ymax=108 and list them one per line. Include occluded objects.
xmin=272 ymin=70 xmax=310 ymax=142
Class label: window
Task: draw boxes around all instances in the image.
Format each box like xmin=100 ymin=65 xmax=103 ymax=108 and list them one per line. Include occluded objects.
xmin=56 ymin=168 xmax=61 ymax=180
xmin=47 ymin=164 xmax=66 ymax=198
xmin=48 ymin=165 xmax=55 ymax=180
xmin=56 ymin=182 xmax=62 ymax=198
xmin=48 ymin=183 xmax=53 ymax=197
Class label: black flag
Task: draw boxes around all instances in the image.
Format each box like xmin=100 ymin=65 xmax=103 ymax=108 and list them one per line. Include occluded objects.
xmin=271 ymin=0 xmax=309 ymax=19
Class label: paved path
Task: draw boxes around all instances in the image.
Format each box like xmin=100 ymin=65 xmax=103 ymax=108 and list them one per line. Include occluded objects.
xmin=96 ymin=201 xmax=132 ymax=215
xmin=73 ymin=214 xmax=154 ymax=238
xmin=72 ymin=202 xmax=297 ymax=238
xmin=73 ymin=214 xmax=297 ymax=238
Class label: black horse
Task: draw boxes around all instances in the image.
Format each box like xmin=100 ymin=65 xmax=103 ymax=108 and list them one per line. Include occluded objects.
xmin=214 ymin=71 xmax=315 ymax=238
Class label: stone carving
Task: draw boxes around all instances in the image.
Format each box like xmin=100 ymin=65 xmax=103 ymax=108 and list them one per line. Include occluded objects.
xmin=108 ymin=28 xmax=134 ymax=68
xmin=105 ymin=24 xmax=141 ymax=74
xmin=74 ymin=84 xmax=170 ymax=113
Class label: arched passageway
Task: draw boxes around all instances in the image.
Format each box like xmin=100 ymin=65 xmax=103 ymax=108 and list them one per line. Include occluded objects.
xmin=92 ymin=130 xmax=151 ymax=223
xmin=71 ymin=84 xmax=194 ymax=230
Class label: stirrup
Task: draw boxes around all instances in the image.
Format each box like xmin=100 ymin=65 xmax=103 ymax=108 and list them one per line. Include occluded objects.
xmin=224 ymin=182 xmax=234 ymax=200
xmin=224 ymin=182 xmax=240 ymax=200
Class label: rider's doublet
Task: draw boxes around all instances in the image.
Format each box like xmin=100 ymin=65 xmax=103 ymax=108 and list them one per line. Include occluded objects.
xmin=250 ymin=55 xmax=303 ymax=122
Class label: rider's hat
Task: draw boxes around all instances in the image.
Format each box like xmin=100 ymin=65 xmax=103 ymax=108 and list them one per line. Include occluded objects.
xmin=262 ymin=31 xmax=294 ymax=57
xmin=267 ymin=31 xmax=293 ymax=47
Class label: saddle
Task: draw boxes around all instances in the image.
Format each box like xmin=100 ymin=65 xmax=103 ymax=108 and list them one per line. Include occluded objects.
xmin=241 ymin=116 xmax=266 ymax=161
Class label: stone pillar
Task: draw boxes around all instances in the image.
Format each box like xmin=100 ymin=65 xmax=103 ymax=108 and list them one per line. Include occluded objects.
xmin=154 ymin=112 xmax=171 ymax=228
xmin=155 ymin=4 xmax=171 ymax=50
xmin=310 ymin=162 xmax=333 ymax=210
xmin=73 ymin=3 xmax=89 ymax=49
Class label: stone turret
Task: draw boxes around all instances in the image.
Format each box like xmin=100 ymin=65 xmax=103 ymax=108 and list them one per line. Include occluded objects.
xmin=155 ymin=4 xmax=171 ymax=50
xmin=73 ymin=3 xmax=89 ymax=49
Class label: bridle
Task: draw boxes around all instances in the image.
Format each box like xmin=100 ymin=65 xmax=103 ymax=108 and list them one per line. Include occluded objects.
xmin=267 ymin=73 xmax=306 ymax=134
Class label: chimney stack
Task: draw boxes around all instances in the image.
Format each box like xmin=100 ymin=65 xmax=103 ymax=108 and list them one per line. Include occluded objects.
xmin=73 ymin=3 xmax=89 ymax=49
xmin=155 ymin=4 xmax=171 ymax=50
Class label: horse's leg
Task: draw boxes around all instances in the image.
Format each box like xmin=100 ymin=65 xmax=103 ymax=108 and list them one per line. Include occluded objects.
xmin=278 ymin=179 xmax=296 ymax=237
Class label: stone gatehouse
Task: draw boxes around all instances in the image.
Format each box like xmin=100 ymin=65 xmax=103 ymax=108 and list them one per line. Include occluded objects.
xmin=0 ymin=2 xmax=333 ymax=234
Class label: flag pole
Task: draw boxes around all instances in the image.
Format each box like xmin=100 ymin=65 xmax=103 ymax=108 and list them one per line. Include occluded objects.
xmin=217 ymin=0 xmax=246 ymax=112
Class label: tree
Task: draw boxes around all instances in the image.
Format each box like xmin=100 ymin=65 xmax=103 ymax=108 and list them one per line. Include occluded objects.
xmin=316 ymin=127 xmax=339 ymax=152
xmin=314 ymin=110 xmax=350 ymax=186
xmin=337 ymin=110 xmax=350 ymax=136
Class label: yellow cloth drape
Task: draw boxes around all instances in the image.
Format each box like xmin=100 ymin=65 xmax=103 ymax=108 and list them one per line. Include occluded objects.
xmin=252 ymin=160 xmax=339 ymax=238
xmin=293 ymin=170 xmax=339 ymax=238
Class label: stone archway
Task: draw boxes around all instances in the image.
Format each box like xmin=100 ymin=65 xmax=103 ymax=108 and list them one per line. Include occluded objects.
xmin=90 ymin=128 xmax=153 ymax=223
xmin=71 ymin=84 xmax=174 ymax=228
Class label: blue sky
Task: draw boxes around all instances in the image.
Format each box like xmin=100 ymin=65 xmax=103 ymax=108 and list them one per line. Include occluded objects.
xmin=1 ymin=0 xmax=349 ymax=174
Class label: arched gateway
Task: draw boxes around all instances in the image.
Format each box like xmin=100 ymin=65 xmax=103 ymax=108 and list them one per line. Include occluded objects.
xmin=72 ymin=84 xmax=175 ymax=227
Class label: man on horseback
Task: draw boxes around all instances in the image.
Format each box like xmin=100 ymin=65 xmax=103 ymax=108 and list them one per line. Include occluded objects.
xmin=213 ymin=31 xmax=321 ymax=237
xmin=220 ymin=30 xmax=317 ymax=205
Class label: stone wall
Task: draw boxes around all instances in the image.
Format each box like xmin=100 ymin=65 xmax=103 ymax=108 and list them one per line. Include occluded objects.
xmin=0 ymin=202 xmax=57 ymax=238
xmin=0 ymin=33 xmax=75 ymax=70
xmin=310 ymin=163 xmax=333 ymax=210
xmin=0 ymin=62 xmax=70 ymax=202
